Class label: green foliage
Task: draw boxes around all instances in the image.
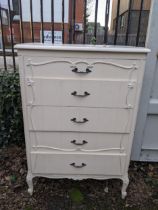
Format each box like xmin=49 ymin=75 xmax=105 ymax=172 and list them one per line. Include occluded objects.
xmin=0 ymin=70 xmax=24 ymax=147
xmin=69 ymin=188 xmax=84 ymax=204
xmin=24 ymin=207 xmax=33 ymax=210
xmin=145 ymin=177 xmax=158 ymax=186
xmin=90 ymin=36 xmax=96 ymax=45
xmin=10 ymin=175 xmax=17 ymax=183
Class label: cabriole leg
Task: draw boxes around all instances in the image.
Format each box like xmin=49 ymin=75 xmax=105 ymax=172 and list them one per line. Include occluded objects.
xmin=26 ymin=172 xmax=33 ymax=195
xmin=121 ymin=175 xmax=129 ymax=199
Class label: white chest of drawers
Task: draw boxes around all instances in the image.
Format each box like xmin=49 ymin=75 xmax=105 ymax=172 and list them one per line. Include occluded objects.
xmin=16 ymin=44 xmax=149 ymax=198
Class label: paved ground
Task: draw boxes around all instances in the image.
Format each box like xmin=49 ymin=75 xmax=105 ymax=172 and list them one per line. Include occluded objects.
xmin=0 ymin=145 xmax=158 ymax=210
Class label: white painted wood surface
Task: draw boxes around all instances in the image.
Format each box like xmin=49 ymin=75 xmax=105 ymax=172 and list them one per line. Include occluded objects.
xmin=30 ymin=132 xmax=129 ymax=151
xmin=26 ymin=78 xmax=137 ymax=108
xmin=16 ymin=43 xmax=149 ymax=198
xmin=30 ymin=152 xmax=126 ymax=175
xmin=24 ymin=58 xmax=139 ymax=80
xmin=28 ymin=106 xmax=132 ymax=133
xmin=15 ymin=43 xmax=150 ymax=53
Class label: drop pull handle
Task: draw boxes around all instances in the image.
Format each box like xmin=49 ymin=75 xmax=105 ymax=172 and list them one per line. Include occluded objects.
xmin=71 ymin=91 xmax=90 ymax=97
xmin=72 ymin=67 xmax=91 ymax=74
xmin=71 ymin=118 xmax=88 ymax=123
xmin=70 ymin=163 xmax=86 ymax=168
xmin=71 ymin=140 xmax=88 ymax=146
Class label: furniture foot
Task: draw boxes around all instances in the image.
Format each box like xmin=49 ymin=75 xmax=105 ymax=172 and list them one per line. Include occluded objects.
xmin=121 ymin=175 xmax=129 ymax=199
xmin=104 ymin=187 xmax=109 ymax=193
xmin=26 ymin=172 xmax=33 ymax=195
xmin=104 ymin=180 xmax=109 ymax=193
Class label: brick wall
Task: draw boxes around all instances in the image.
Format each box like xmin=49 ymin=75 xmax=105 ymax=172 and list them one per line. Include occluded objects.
xmin=3 ymin=0 xmax=84 ymax=46
xmin=116 ymin=10 xmax=150 ymax=35
xmin=12 ymin=22 xmax=69 ymax=43
xmin=75 ymin=0 xmax=84 ymax=23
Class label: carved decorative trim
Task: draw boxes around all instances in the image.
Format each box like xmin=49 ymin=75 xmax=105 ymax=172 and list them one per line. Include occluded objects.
xmin=27 ymin=57 xmax=137 ymax=156
xmin=125 ymin=81 xmax=136 ymax=109
xmin=92 ymin=61 xmax=137 ymax=70
xmin=26 ymin=58 xmax=138 ymax=70
xmin=27 ymin=60 xmax=73 ymax=66
xmin=32 ymin=145 xmax=125 ymax=153
xmin=32 ymin=173 xmax=124 ymax=181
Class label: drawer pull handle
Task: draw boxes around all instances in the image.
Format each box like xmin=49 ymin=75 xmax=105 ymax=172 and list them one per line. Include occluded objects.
xmin=72 ymin=68 xmax=91 ymax=74
xmin=71 ymin=140 xmax=88 ymax=145
xmin=71 ymin=91 xmax=90 ymax=97
xmin=70 ymin=163 xmax=86 ymax=168
xmin=71 ymin=118 xmax=88 ymax=123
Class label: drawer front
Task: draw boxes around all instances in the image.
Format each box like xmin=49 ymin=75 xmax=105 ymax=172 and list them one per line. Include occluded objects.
xmin=26 ymin=78 xmax=137 ymax=108
xmin=25 ymin=56 xmax=138 ymax=80
xmin=31 ymin=152 xmax=126 ymax=175
xmin=28 ymin=107 xmax=132 ymax=133
xmin=30 ymin=132 xmax=129 ymax=152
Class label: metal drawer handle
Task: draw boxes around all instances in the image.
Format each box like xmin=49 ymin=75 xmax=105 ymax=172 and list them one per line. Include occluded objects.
xmin=70 ymin=163 xmax=86 ymax=168
xmin=72 ymin=68 xmax=91 ymax=74
xmin=71 ymin=91 xmax=90 ymax=97
xmin=71 ymin=118 xmax=88 ymax=123
xmin=71 ymin=140 xmax=88 ymax=146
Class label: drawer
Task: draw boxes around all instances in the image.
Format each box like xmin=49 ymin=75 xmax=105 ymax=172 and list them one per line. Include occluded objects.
xmin=30 ymin=152 xmax=126 ymax=175
xmin=30 ymin=132 xmax=129 ymax=152
xmin=25 ymin=56 xmax=139 ymax=80
xmin=26 ymin=78 xmax=137 ymax=108
xmin=28 ymin=106 xmax=132 ymax=133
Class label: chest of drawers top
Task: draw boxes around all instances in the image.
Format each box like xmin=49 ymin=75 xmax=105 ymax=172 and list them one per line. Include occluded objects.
xmin=15 ymin=43 xmax=149 ymax=53
xmin=16 ymin=44 xmax=149 ymax=62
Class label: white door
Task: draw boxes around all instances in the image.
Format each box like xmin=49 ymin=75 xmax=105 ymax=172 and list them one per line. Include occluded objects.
xmin=132 ymin=0 xmax=158 ymax=161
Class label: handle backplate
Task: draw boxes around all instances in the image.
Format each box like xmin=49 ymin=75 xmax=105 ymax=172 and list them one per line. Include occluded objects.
xmin=70 ymin=163 xmax=86 ymax=168
xmin=72 ymin=67 xmax=91 ymax=74
xmin=71 ymin=91 xmax=90 ymax=97
xmin=71 ymin=118 xmax=88 ymax=123
xmin=71 ymin=140 xmax=88 ymax=146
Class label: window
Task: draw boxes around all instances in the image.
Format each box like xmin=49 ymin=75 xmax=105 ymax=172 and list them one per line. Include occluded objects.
xmin=1 ymin=9 xmax=8 ymax=25
xmin=120 ymin=15 xmax=125 ymax=28
xmin=12 ymin=0 xmax=19 ymax=15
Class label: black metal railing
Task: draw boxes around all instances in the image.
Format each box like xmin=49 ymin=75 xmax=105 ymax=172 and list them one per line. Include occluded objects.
xmin=0 ymin=0 xmax=151 ymax=71
xmin=0 ymin=6 xmax=7 ymax=70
